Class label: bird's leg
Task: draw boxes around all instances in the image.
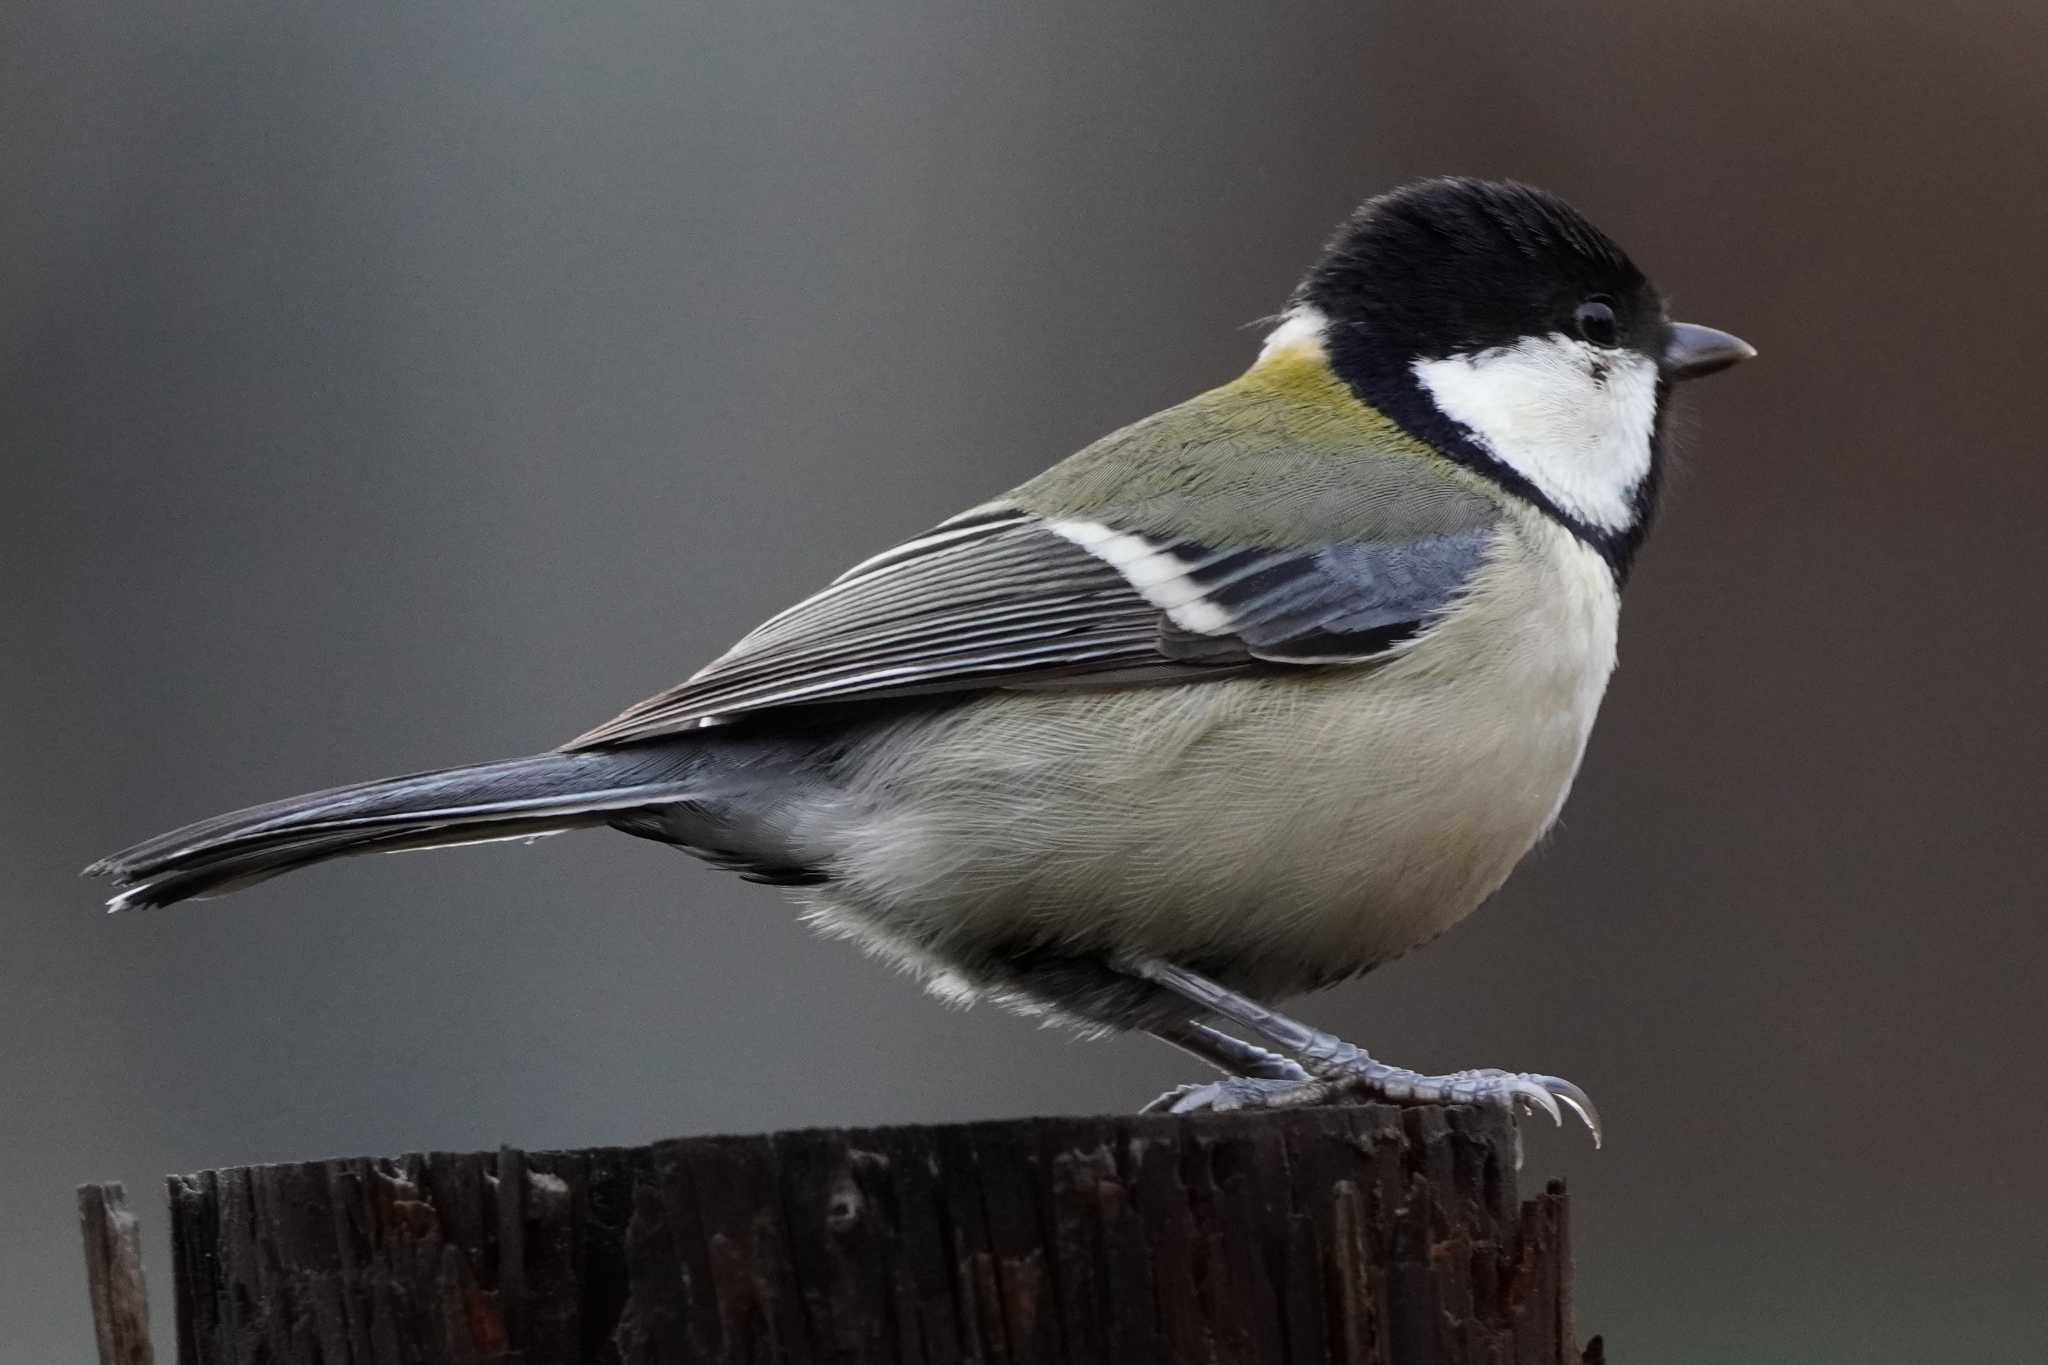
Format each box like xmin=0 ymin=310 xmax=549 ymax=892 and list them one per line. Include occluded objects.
xmin=1118 ymin=956 xmax=1601 ymax=1145
xmin=1141 ymin=1019 xmax=1311 ymax=1113
xmin=1154 ymin=1018 xmax=1312 ymax=1080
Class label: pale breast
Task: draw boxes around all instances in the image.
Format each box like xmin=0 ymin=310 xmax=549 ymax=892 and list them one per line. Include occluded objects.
xmin=802 ymin=510 xmax=1620 ymax=1002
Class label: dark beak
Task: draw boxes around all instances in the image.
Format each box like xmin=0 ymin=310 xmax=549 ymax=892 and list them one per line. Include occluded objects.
xmin=1663 ymin=322 xmax=1756 ymax=380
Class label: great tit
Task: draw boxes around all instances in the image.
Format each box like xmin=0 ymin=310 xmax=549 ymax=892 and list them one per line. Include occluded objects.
xmin=89 ymin=177 xmax=1753 ymax=1138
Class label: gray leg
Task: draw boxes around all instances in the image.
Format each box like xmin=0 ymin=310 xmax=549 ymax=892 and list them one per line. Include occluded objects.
xmin=1142 ymin=1019 xmax=1311 ymax=1113
xmin=1152 ymin=1019 xmax=1312 ymax=1080
xmin=1120 ymin=956 xmax=1601 ymax=1145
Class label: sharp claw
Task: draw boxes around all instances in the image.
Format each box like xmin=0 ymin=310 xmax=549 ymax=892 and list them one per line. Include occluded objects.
xmin=1142 ymin=1083 xmax=1204 ymax=1115
xmin=1560 ymin=1096 xmax=1602 ymax=1149
xmin=1533 ymin=1075 xmax=1603 ymax=1147
xmin=1170 ymin=1079 xmax=1263 ymax=1115
xmin=1146 ymin=1080 xmax=1241 ymax=1115
xmin=1512 ymin=1079 xmax=1564 ymax=1127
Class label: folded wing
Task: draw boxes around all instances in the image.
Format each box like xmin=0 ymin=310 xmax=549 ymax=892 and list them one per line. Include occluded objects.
xmin=567 ymin=495 xmax=1499 ymax=748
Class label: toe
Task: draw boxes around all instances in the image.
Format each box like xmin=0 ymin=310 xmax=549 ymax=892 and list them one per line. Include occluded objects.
xmin=1171 ymin=1083 xmax=1236 ymax=1115
xmin=1502 ymin=1077 xmax=1564 ymax=1127
xmin=1141 ymin=1083 xmax=1209 ymax=1115
xmin=1528 ymin=1075 xmax=1603 ymax=1147
xmin=1154 ymin=1076 xmax=1332 ymax=1115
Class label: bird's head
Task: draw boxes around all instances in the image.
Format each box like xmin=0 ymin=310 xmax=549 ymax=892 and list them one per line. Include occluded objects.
xmin=1278 ymin=177 xmax=1752 ymax=574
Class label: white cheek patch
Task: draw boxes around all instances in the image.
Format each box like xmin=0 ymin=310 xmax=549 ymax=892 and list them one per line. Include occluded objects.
xmin=1413 ymin=336 xmax=1658 ymax=532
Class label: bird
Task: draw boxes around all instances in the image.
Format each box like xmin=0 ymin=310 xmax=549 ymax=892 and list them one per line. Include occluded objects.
xmin=88 ymin=177 xmax=1753 ymax=1139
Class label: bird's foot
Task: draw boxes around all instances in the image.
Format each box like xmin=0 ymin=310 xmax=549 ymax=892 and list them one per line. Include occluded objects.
xmin=1339 ymin=1064 xmax=1601 ymax=1146
xmin=1149 ymin=1063 xmax=1601 ymax=1146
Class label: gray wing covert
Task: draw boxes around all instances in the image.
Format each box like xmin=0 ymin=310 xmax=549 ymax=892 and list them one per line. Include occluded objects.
xmin=1085 ymin=525 xmax=1499 ymax=665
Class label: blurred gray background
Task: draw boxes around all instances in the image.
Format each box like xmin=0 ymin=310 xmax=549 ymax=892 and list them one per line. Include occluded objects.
xmin=8 ymin=2 xmax=2046 ymax=1360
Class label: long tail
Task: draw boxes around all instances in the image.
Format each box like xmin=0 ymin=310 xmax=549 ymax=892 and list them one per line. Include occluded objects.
xmin=85 ymin=746 xmax=702 ymax=912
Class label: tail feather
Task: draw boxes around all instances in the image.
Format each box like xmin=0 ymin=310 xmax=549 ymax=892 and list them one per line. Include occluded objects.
xmin=86 ymin=747 xmax=701 ymax=912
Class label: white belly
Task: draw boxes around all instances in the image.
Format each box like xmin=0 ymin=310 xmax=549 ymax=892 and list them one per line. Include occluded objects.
xmin=803 ymin=512 xmax=1620 ymax=1002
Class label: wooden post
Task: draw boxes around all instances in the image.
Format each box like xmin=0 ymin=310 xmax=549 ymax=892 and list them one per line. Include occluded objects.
xmin=78 ymin=1181 xmax=156 ymax=1365
xmin=132 ymin=1104 xmax=1595 ymax=1363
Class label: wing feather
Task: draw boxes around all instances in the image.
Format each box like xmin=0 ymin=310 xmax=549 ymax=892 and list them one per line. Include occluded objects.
xmin=567 ymin=501 xmax=1497 ymax=748
xmin=568 ymin=516 xmax=1176 ymax=744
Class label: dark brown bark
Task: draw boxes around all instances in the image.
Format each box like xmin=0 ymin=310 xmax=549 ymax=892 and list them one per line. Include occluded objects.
xmin=150 ymin=1104 xmax=1595 ymax=1363
xmin=79 ymin=1181 xmax=156 ymax=1365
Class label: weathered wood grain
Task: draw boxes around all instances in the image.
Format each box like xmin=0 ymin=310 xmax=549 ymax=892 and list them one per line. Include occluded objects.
xmin=79 ymin=1181 xmax=156 ymax=1365
xmin=160 ymin=1105 xmax=1595 ymax=1364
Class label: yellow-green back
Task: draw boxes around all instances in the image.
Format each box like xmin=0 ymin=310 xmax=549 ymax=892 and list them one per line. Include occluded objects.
xmin=1010 ymin=340 xmax=1504 ymax=547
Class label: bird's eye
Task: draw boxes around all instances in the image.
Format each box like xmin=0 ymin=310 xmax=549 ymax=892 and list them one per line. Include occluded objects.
xmin=1573 ymin=298 xmax=1618 ymax=347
